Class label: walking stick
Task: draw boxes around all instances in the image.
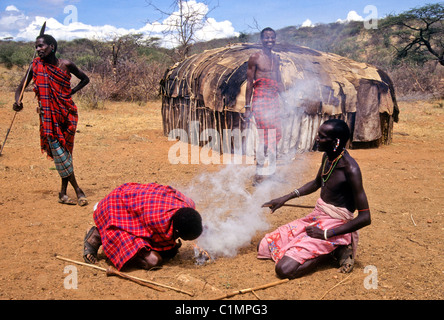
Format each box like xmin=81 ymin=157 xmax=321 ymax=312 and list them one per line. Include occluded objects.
xmin=0 ymin=112 xmax=18 ymax=156
xmin=0 ymin=21 xmax=46 ymax=156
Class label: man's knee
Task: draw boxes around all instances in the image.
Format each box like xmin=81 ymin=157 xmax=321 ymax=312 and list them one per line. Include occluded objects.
xmin=145 ymin=251 xmax=163 ymax=267
xmin=136 ymin=250 xmax=163 ymax=269
xmin=275 ymin=256 xmax=301 ymax=279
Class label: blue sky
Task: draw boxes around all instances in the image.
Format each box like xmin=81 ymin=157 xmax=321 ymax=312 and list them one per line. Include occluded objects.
xmin=0 ymin=0 xmax=439 ymax=45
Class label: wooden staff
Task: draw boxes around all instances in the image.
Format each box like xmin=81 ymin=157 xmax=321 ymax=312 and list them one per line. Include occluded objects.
xmin=213 ymin=278 xmax=290 ymax=300
xmin=55 ymin=255 xmax=194 ymax=296
xmin=0 ymin=21 xmax=46 ymax=156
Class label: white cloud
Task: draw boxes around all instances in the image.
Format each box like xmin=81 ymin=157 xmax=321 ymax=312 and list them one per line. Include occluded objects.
xmin=301 ymin=19 xmax=314 ymax=28
xmin=1 ymin=1 xmax=239 ymax=46
xmin=145 ymin=0 xmax=238 ymax=47
xmin=337 ymin=10 xmax=364 ymax=23
xmin=0 ymin=5 xmax=30 ymax=35
xmin=196 ymin=18 xmax=238 ymax=42
xmin=5 ymin=5 xmax=19 ymax=12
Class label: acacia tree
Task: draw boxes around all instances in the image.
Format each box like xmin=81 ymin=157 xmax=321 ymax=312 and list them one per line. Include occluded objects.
xmin=382 ymin=3 xmax=444 ymax=66
xmin=146 ymin=0 xmax=218 ymax=60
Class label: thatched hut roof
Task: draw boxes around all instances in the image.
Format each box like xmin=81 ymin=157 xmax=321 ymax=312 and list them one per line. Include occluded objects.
xmin=161 ymin=43 xmax=399 ymax=152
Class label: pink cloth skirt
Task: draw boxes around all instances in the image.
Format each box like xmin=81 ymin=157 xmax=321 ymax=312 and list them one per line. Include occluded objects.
xmin=258 ymin=198 xmax=358 ymax=264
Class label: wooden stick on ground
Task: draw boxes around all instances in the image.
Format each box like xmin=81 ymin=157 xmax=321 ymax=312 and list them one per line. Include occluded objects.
xmin=213 ymin=278 xmax=290 ymax=300
xmin=319 ymin=273 xmax=353 ymax=300
xmin=55 ymin=255 xmax=194 ymax=296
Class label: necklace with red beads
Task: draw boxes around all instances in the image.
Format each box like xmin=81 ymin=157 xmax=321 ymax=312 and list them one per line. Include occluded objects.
xmin=321 ymin=149 xmax=345 ymax=186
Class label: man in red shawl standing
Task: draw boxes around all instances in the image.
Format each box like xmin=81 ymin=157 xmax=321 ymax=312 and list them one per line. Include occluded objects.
xmin=244 ymin=27 xmax=284 ymax=185
xmin=13 ymin=34 xmax=90 ymax=206
xmin=83 ymin=183 xmax=203 ymax=270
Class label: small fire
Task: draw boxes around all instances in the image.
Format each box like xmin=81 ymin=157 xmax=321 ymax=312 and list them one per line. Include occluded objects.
xmin=193 ymin=243 xmax=213 ymax=265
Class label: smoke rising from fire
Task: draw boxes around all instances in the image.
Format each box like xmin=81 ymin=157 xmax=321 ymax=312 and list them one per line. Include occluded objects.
xmin=183 ymin=161 xmax=304 ymax=259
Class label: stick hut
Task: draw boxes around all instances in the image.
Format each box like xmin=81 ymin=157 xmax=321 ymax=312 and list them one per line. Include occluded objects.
xmin=160 ymin=43 xmax=399 ymax=156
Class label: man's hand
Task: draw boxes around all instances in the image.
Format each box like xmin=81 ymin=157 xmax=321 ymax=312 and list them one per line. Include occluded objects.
xmin=36 ymin=105 xmax=44 ymax=115
xmin=241 ymin=105 xmax=252 ymax=121
xmin=262 ymin=196 xmax=288 ymax=213
xmin=13 ymin=102 xmax=23 ymax=112
xmin=244 ymin=108 xmax=252 ymax=120
xmin=305 ymin=225 xmax=324 ymax=240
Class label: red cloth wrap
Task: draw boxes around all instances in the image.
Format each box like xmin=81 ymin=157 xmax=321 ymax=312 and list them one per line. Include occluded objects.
xmin=252 ymin=78 xmax=282 ymax=148
xmin=93 ymin=183 xmax=196 ymax=270
xmin=32 ymin=57 xmax=77 ymax=158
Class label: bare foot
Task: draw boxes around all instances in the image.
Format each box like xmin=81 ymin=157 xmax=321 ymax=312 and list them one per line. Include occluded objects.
xmin=336 ymin=245 xmax=354 ymax=273
xmin=83 ymin=227 xmax=101 ymax=264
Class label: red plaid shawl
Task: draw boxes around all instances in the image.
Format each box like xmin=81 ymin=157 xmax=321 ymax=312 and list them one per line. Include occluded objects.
xmin=93 ymin=183 xmax=196 ymax=270
xmin=252 ymin=78 xmax=282 ymax=148
xmin=32 ymin=57 xmax=78 ymax=158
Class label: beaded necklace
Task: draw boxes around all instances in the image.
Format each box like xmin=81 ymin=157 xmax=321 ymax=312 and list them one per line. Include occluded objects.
xmin=321 ymin=149 xmax=345 ymax=186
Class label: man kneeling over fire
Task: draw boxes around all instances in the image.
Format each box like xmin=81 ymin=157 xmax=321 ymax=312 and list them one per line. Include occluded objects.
xmin=258 ymin=119 xmax=371 ymax=279
xmin=83 ymin=182 xmax=202 ymax=270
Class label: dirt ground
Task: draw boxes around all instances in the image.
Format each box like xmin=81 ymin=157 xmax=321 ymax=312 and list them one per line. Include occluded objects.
xmin=0 ymin=90 xmax=443 ymax=302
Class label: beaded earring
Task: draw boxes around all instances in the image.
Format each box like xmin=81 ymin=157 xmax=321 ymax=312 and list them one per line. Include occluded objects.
xmin=333 ymin=139 xmax=340 ymax=152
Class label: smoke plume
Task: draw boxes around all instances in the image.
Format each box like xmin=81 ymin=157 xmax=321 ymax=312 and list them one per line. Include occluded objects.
xmin=183 ymin=163 xmax=295 ymax=259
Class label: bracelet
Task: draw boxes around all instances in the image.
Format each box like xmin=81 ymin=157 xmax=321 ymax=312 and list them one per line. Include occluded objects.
xmin=244 ymin=105 xmax=251 ymax=109
xmin=324 ymin=229 xmax=328 ymax=240
xmin=293 ymin=188 xmax=300 ymax=197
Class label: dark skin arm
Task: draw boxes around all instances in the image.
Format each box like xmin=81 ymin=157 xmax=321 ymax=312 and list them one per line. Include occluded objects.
xmin=64 ymin=59 xmax=90 ymax=95
xmin=306 ymin=157 xmax=371 ymax=239
xmin=262 ymin=163 xmax=323 ymax=213
xmin=13 ymin=65 xmax=33 ymax=111
xmin=244 ymin=54 xmax=257 ymax=119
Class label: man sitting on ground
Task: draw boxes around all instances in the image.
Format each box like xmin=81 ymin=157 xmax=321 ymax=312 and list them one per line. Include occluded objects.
xmin=258 ymin=119 xmax=371 ymax=278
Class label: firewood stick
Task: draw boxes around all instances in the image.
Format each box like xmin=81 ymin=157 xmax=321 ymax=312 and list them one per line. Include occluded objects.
xmin=105 ymin=266 xmax=164 ymax=292
xmin=213 ymin=278 xmax=290 ymax=300
xmin=55 ymin=255 xmax=194 ymax=296
xmin=55 ymin=255 xmax=107 ymax=271
xmin=55 ymin=255 xmax=163 ymax=291
xmin=262 ymin=203 xmax=315 ymax=209
xmin=281 ymin=204 xmax=315 ymax=209
xmin=319 ymin=273 xmax=353 ymax=300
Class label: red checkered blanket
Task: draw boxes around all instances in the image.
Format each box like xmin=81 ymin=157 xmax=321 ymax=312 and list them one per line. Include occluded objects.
xmin=93 ymin=183 xmax=196 ymax=270
xmin=252 ymin=78 xmax=282 ymax=148
xmin=32 ymin=57 xmax=78 ymax=158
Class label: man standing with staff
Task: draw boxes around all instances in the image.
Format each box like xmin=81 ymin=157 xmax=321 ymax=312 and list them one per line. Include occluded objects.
xmin=244 ymin=27 xmax=284 ymax=185
xmin=13 ymin=33 xmax=90 ymax=206
xmin=258 ymin=119 xmax=371 ymax=278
